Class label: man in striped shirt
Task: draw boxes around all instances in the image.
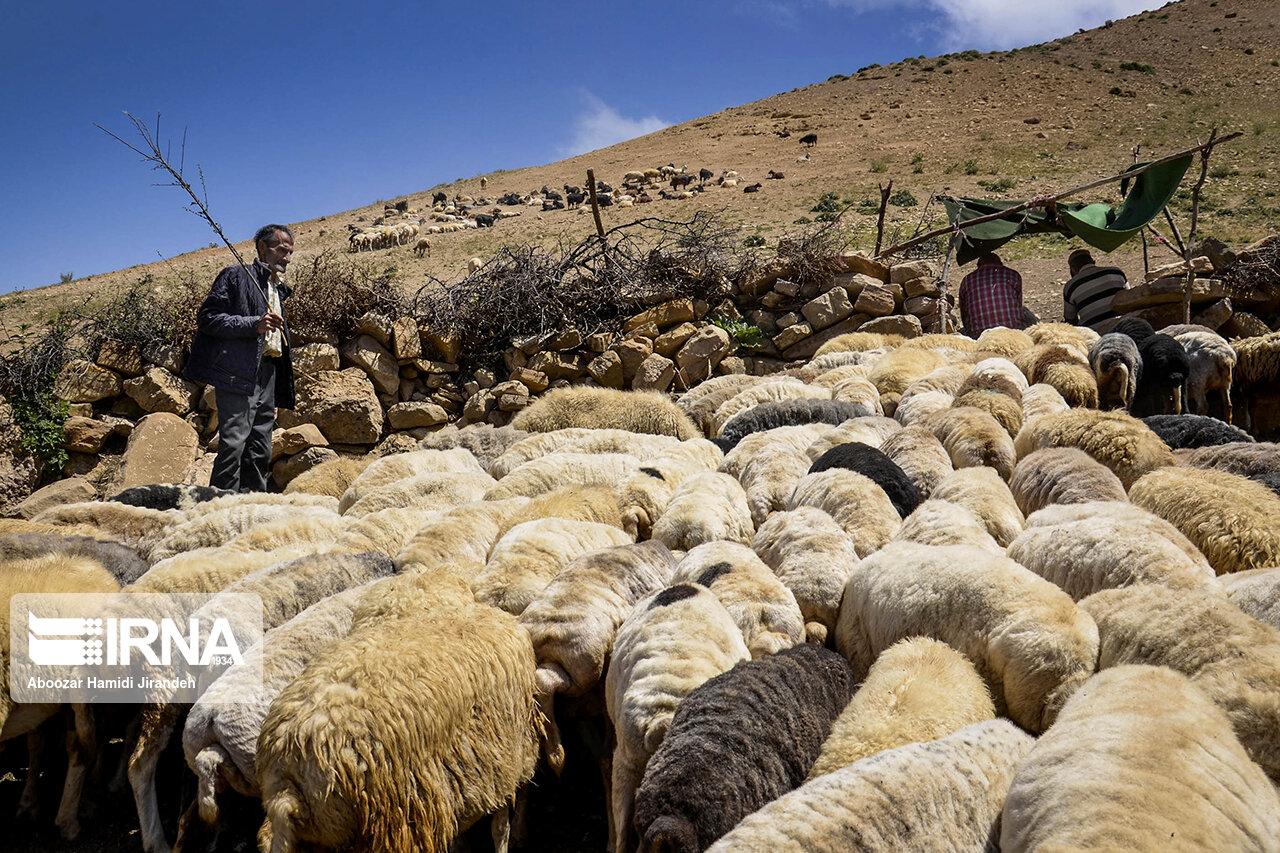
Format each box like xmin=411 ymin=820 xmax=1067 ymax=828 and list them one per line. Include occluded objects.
xmin=1063 ymin=248 xmax=1130 ymax=330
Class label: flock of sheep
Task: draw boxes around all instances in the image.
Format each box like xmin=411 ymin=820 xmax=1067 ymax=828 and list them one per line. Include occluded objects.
xmin=3 ymin=316 xmax=1280 ymax=853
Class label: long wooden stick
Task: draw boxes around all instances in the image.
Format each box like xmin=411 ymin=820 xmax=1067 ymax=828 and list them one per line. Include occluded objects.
xmin=874 ymin=181 xmax=892 ymax=256
xmin=586 ymin=169 xmax=606 ymax=240
xmin=876 ymin=131 xmax=1242 ymax=260
xmin=1182 ymin=128 xmax=1218 ymax=323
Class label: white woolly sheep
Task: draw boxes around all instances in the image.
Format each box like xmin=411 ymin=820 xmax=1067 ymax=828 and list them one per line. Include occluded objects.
xmin=331 ymin=506 xmax=441 ymax=556
xmin=416 ymin=422 xmax=530 ymax=473
xmin=807 ymin=363 xmax=871 ymax=390
xmin=33 ymin=501 xmax=180 ymax=561
xmin=975 ymin=326 xmax=1035 ymax=357
xmin=519 ymin=540 xmax=676 ymax=771
xmin=788 ymin=468 xmax=900 ymax=557
xmin=1082 ymin=583 xmax=1280 ymax=783
xmin=1008 ymin=446 xmax=1127 ymax=515
xmin=876 ymin=424 xmax=954 ymax=499
xmin=1 ymin=554 xmax=119 ymax=840
xmin=706 ymin=719 xmax=1034 ymax=853
xmin=812 ymin=331 xmax=900 ymax=357
xmin=337 ymin=447 xmax=486 ymax=512
xmin=803 ymin=415 xmax=901 ymax=460
xmin=720 ymin=424 xmax=831 ymax=480
xmin=256 ymin=579 xmax=542 ymax=853
xmin=1025 ymin=321 xmax=1099 ymax=352
xmin=283 ymin=456 xmax=372 ymax=498
xmin=471 ymin=517 xmax=633 ymax=615
xmin=807 ymin=637 xmax=995 ymax=780
xmin=967 ymin=356 xmax=1029 ymax=391
xmin=735 ymin=439 xmax=813 ymax=527
xmin=512 ymin=386 xmax=700 ymax=439
xmin=605 ymin=584 xmax=750 ymax=853
xmin=485 ymin=451 xmax=641 ymax=500
xmin=616 ymin=453 xmax=719 ymax=540
xmin=1021 ymin=499 xmax=1211 ymax=570
xmin=711 ymin=379 xmax=827 ymax=436
xmin=1088 ymin=332 xmax=1141 ymax=410
xmin=1008 ymin=504 xmax=1218 ymax=601
xmin=1002 ymin=665 xmax=1280 ymax=852
xmin=502 ymin=483 xmax=626 ymax=534
xmin=1014 ymin=408 xmax=1174 ymax=489
xmin=835 ymin=541 xmax=1099 ymax=733
xmin=394 ymin=497 xmax=529 ymax=575
xmin=868 ymin=347 xmax=949 ymax=415
xmin=674 ymin=541 xmax=807 ymax=658
xmin=898 ymin=364 xmax=971 ymax=403
xmin=828 ymin=376 xmax=883 ymax=414
xmin=652 ymin=472 xmax=754 ymax=552
xmin=891 ymin=498 xmax=1003 ymax=553
xmin=923 ymin=406 xmax=1017 ymax=481
xmin=1020 ymin=382 xmax=1070 ymax=422
xmin=147 ymin=503 xmax=339 ymax=563
xmin=1175 ymin=440 xmax=1280 ymax=479
xmin=1016 ymin=343 xmax=1099 ymax=409
xmin=489 ymin=428 xmax=689 ymax=479
xmin=678 ymin=374 xmax=765 ymax=435
xmin=751 ymin=507 xmax=860 ymax=645
xmin=927 ymin=466 xmax=1024 ymax=547
xmin=1129 ymin=465 xmax=1280 ymax=574
xmin=1219 ymin=567 xmax=1280 ymax=630
xmin=341 ymin=469 xmax=497 ymax=516
xmin=1174 ymin=329 xmax=1237 ymax=423
xmin=892 ymin=388 xmax=953 ymax=426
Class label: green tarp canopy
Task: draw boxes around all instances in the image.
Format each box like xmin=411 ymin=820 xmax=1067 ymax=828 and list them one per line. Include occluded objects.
xmin=942 ymin=155 xmax=1193 ymax=265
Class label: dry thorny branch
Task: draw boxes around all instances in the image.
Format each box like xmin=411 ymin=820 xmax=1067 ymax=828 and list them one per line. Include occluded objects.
xmin=410 ymin=211 xmax=754 ymax=365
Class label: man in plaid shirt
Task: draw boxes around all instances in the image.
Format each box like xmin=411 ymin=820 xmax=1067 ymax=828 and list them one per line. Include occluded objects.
xmin=957 ymin=252 xmax=1027 ymax=336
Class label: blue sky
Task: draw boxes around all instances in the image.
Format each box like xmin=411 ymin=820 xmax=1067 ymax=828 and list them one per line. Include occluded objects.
xmin=0 ymin=0 xmax=1159 ymax=295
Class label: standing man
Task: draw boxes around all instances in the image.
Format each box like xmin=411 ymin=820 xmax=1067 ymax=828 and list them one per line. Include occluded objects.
xmin=957 ymin=252 xmax=1028 ymax=337
xmin=1063 ymin=248 xmax=1130 ymax=330
xmin=185 ymin=225 xmax=297 ymax=492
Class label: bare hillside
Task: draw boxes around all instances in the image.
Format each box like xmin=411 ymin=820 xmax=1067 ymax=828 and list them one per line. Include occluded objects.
xmin=4 ymin=0 xmax=1277 ymax=334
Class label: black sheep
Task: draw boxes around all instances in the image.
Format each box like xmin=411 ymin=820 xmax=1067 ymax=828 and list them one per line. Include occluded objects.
xmin=1111 ymin=315 xmax=1156 ymax=346
xmin=109 ymin=483 xmax=230 ymax=511
xmin=431 ymin=190 xmax=447 ymax=205
xmin=698 ymin=168 xmax=714 ymax=183
xmin=1131 ymin=334 xmax=1190 ymax=417
xmin=633 ymin=643 xmax=854 ymax=853
xmin=474 ymin=213 xmax=496 ymax=228
xmin=1141 ymin=414 xmax=1254 ymax=449
xmin=809 ymin=442 xmax=921 ymax=518
xmin=742 ymin=183 xmax=763 ymax=193
xmin=566 ymin=191 xmax=585 ymax=209
xmin=799 ymin=133 xmax=818 ymax=147
xmin=1252 ymin=471 xmax=1280 ymax=498
xmin=718 ymin=400 xmax=869 ymax=447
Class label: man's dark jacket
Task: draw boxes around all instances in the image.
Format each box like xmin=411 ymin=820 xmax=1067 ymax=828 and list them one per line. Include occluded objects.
xmin=185 ymin=262 xmax=296 ymax=410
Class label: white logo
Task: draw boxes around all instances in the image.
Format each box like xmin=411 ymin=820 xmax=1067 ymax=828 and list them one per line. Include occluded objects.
xmin=28 ymin=614 xmax=104 ymax=665
xmin=28 ymin=612 xmax=244 ymax=667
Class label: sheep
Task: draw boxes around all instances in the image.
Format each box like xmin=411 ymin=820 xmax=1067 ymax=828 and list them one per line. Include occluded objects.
xmin=803 ymin=415 xmax=901 ymax=459
xmin=1174 ymin=440 xmax=1280 ymax=478
xmin=1013 ymin=408 xmax=1174 ymax=489
xmin=606 ymin=584 xmax=751 ymax=853
xmin=221 ymin=513 xmax=349 ymax=556
xmin=705 ymin=719 xmax=1035 ymax=853
xmin=710 ymin=379 xmax=824 ymax=436
xmin=512 ymin=386 xmax=700 ymax=439
xmin=109 ymin=483 xmax=230 ymax=511
xmin=734 ymin=439 xmax=814 ymax=527
xmin=965 ymin=355 xmax=1030 ymax=392
xmin=751 ymin=507 xmax=859 ymax=645
xmin=1 ymin=553 xmax=120 ymax=840
xmin=395 ymin=496 xmax=529 ymax=575
xmin=178 ymin=575 xmax=398 ymax=842
xmin=282 ymin=455 xmax=372 ymax=498
xmin=471 ymin=517 xmax=633 ymax=615
xmin=338 ymin=446 xmax=486 ymax=511
xmin=652 ymin=471 xmax=754 ymax=551
xmin=32 ymin=501 xmax=180 ymax=560
xmin=1131 ymin=333 xmax=1190 ymax=416
xmin=520 ymin=541 xmax=676 ymax=771
xmin=633 ymin=644 xmax=855 ymax=853
xmin=975 ymin=326 xmax=1035 ymax=357
xmin=891 ymin=498 xmax=1003 ymax=553
xmin=1008 ymin=446 xmax=1127 ymax=515
xmin=899 ymin=364 xmax=971 ymax=401
xmin=836 ymin=541 xmax=1099 ymax=732
xmin=812 ymin=331 xmax=899 ymax=357
xmin=1020 ymin=382 xmax=1070 ymax=421
xmin=1008 ymin=508 xmax=1218 ymax=602
xmin=807 ymin=347 xmax=891 ymax=371
xmin=923 ymin=406 xmax=1017 ymax=481
xmin=951 ymin=387 xmax=1023 ymax=438
xmin=1081 ymin=583 xmax=1280 ymax=783
xmin=147 ymin=503 xmax=339 ymax=562
xmin=617 ymin=452 xmax=720 ymax=540
xmin=503 ymin=483 xmax=626 ymax=534
xmin=1111 ymin=315 xmax=1156 ymax=344
xmin=0 ymin=531 xmax=148 ymax=585
xmin=674 ymin=541 xmax=807 ymax=658
xmin=808 ymin=442 xmax=920 ymax=518
xmin=1143 ymin=413 xmax=1253 ymax=448
xmin=827 ymin=375 xmax=883 ymax=414
xmin=876 ymin=425 xmax=954 ymax=498
xmin=1088 ymin=332 xmax=1141 ymax=410
xmin=1218 ymin=567 xmax=1280 ymax=631
xmin=331 ymin=506 xmax=441 ymax=556
xmin=1022 ymin=499 xmax=1211 ymax=569
xmin=1129 ymin=466 xmax=1280 ymax=574
xmin=179 ymin=491 xmax=340 ymax=518
xmin=678 ymin=374 xmax=764 ymax=435
xmin=341 ymin=469 xmax=497 ymax=516
xmin=1018 ymin=343 xmax=1099 ymax=409
xmin=417 ymin=422 xmax=530 ymax=473
xmin=484 ymin=451 xmax=641 ymax=500
xmin=807 ymin=363 xmax=871 ymax=390
xmin=127 ymin=545 xmax=317 ymax=596
xmin=807 ymin=637 xmax=995 ymax=780
xmin=789 ymin=468 xmax=901 ymax=557
xmin=412 ymin=236 xmax=432 ymax=257
xmin=1025 ymin=321 xmax=1099 ymax=352
xmin=489 ymin=428 xmax=697 ymax=479
xmin=256 ymin=580 xmax=542 ymax=853
xmin=1174 ymin=329 xmax=1236 ymax=422
xmin=925 ymin=466 xmax=1023 ymax=546
xmin=1001 ymin=664 xmax=1280 ymax=853
xmin=867 ymin=347 xmax=949 ymax=411
xmin=720 ymin=424 xmax=831 ymax=480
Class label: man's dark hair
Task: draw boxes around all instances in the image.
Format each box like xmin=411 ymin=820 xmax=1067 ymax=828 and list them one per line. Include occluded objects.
xmin=1068 ymin=248 xmax=1094 ymax=271
xmin=254 ymin=224 xmax=294 ymax=247
xmin=977 ymin=252 xmax=1002 ymax=266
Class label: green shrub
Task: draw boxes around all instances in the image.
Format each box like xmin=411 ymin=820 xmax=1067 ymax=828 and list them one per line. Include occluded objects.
xmin=980 ymin=176 xmax=1018 ymax=192
xmin=810 ymin=192 xmax=842 ymax=213
xmin=888 ymin=189 xmax=918 ymax=207
xmin=707 ymin=313 xmax=764 ymax=348
xmin=815 ymin=211 xmax=841 ymax=223
xmin=11 ymin=391 xmax=69 ymax=474
xmin=963 ymin=159 xmax=979 ymax=175
xmin=1118 ymin=61 xmax=1155 ymax=74
xmin=869 ymin=158 xmax=889 ymax=173
xmin=743 ymin=235 xmax=766 ymax=248
xmin=59 ymin=272 xmax=74 ymax=284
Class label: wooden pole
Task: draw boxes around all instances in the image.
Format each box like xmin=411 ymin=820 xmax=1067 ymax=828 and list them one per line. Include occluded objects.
xmin=586 ymin=170 xmax=606 ymax=240
xmin=874 ymin=181 xmax=892 ymax=256
xmin=1141 ymin=230 xmax=1150 ymax=277
xmin=1181 ymin=128 xmax=1218 ymax=324
xmin=876 ymin=131 xmax=1242 ymax=260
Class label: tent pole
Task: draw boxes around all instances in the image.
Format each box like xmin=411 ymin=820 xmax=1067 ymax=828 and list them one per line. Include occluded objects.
xmin=936 ymin=231 xmax=960 ymax=335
